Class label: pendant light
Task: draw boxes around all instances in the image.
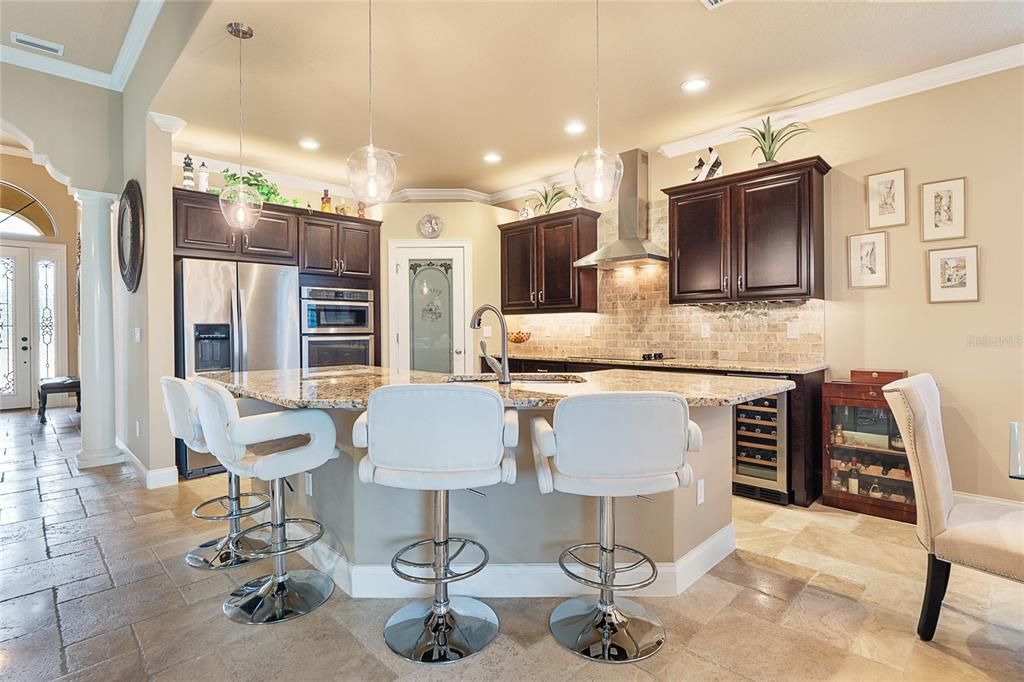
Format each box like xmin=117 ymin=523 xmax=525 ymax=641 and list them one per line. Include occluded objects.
xmin=573 ymin=0 xmax=622 ymax=204
xmin=347 ymin=0 xmax=397 ymax=204
xmin=219 ymin=22 xmax=263 ymax=230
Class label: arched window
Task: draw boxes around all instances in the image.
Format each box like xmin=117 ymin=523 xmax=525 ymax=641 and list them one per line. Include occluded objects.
xmin=0 ymin=181 xmax=57 ymax=237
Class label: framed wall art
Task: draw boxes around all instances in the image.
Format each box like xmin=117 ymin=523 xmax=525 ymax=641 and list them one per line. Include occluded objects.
xmin=921 ymin=177 xmax=966 ymax=241
xmin=928 ymin=245 xmax=978 ymax=303
xmin=866 ymin=168 xmax=907 ymax=229
xmin=847 ymin=231 xmax=888 ymax=289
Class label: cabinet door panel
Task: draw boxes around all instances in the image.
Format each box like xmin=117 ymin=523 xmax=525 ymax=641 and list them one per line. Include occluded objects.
xmin=537 ymin=217 xmax=578 ymax=308
xmin=669 ymin=189 xmax=731 ymax=303
xmin=501 ymin=226 xmax=537 ymax=311
xmin=174 ymin=195 xmax=237 ymax=255
xmin=339 ymin=224 xmax=373 ymax=279
xmin=733 ymin=172 xmax=809 ymax=299
xmin=299 ymin=218 xmax=339 ymax=275
xmin=240 ymin=209 xmax=297 ymax=263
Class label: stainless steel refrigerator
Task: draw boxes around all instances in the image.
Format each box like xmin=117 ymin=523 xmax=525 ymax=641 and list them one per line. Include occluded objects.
xmin=174 ymin=258 xmax=300 ymax=477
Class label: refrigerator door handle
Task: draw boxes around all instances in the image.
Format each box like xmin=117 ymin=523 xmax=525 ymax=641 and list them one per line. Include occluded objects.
xmin=230 ymin=288 xmax=240 ymax=372
xmin=239 ymin=288 xmax=249 ymax=372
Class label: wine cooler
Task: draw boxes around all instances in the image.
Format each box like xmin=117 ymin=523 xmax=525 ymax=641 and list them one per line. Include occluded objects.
xmin=732 ymin=392 xmax=789 ymax=505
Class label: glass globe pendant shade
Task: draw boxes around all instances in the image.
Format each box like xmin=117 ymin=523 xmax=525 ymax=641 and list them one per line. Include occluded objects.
xmin=219 ymin=183 xmax=264 ymax=229
xmin=346 ymin=144 xmax=397 ymax=204
xmin=573 ymin=146 xmax=623 ymax=204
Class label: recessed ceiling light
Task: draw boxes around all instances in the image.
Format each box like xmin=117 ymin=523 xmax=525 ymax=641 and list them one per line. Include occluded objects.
xmin=298 ymin=138 xmax=320 ymax=150
xmin=483 ymin=152 xmax=502 ymax=164
xmin=564 ymin=120 xmax=587 ymax=135
xmin=681 ymin=77 xmax=710 ymax=93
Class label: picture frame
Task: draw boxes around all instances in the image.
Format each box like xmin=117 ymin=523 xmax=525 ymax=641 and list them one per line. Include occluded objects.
xmin=866 ymin=168 xmax=907 ymax=229
xmin=921 ymin=177 xmax=966 ymax=241
xmin=927 ymin=245 xmax=978 ymax=303
xmin=847 ymin=231 xmax=888 ymax=289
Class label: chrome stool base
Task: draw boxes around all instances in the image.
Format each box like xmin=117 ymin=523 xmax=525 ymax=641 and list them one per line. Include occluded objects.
xmin=223 ymin=569 xmax=335 ymax=625
xmin=384 ymin=596 xmax=499 ymax=664
xmin=549 ymin=595 xmax=665 ymax=663
xmin=185 ymin=533 xmax=270 ymax=570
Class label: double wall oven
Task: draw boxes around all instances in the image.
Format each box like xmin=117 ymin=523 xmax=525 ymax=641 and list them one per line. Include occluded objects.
xmin=301 ymin=286 xmax=374 ymax=368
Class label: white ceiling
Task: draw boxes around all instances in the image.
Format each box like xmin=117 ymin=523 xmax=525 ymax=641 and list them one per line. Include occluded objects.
xmin=0 ymin=0 xmax=138 ymax=71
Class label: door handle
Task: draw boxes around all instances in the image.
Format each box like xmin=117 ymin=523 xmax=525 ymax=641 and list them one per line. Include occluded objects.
xmin=238 ymin=289 xmax=249 ymax=372
xmin=230 ymin=289 xmax=240 ymax=372
xmin=242 ymin=234 xmax=249 ymax=250
xmin=339 ymin=259 xmax=346 ymax=273
xmin=539 ymin=290 xmax=544 ymax=303
xmin=530 ymin=291 xmax=536 ymax=303
xmin=229 ymin=233 xmax=236 ymax=247
xmin=737 ymin=275 xmax=745 ymax=292
xmin=332 ymin=258 xmax=340 ymax=273
xmin=722 ymin=276 xmax=728 ymax=293
xmin=454 ymin=349 xmax=464 ymax=355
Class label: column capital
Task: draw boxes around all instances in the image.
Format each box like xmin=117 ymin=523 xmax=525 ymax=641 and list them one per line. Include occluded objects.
xmin=74 ymin=188 xmax=119 ymax=206
xmin=148 ymin=111 xmax=187 ymax=139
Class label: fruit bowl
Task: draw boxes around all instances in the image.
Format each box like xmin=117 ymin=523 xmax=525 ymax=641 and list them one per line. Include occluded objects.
xmin=506 ymin=331 xmax=532 ymax=344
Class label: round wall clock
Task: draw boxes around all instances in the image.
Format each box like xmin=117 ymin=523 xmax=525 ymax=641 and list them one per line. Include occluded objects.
xmin=117 ymin=179 xmax=145 ymax=293
xmin=418 ymin=213 xmax=444 ymax=239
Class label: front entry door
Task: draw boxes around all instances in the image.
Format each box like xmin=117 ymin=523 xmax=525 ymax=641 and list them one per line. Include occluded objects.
xmin=389 ymin=243 xmax=470 ymax=374
xmin=0 ymin=246 xmax=32 ymax=409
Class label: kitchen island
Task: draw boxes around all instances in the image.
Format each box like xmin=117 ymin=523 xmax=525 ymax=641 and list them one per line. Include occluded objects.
xmin=202 ymin=365 xmax=795 ymax=598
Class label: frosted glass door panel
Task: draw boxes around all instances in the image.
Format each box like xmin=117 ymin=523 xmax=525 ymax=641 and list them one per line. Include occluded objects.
xmin=409 ymin=259 xmax=453 ymax=373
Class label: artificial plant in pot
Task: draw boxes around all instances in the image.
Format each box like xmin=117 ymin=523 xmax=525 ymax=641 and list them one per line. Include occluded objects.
xmin=737 ymin=116 xmax=811 ymax=167
xmin=530 ymin=184 xmax=571 ymax=215
xmin=218 ymin=169 xmax=302 ymax=206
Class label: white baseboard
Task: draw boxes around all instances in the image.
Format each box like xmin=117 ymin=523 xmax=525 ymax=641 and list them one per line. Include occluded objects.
xmin=116 ymin=438 xmax=178 ymax=489
xmin=953 ymin=490 xmax=1024 ymax=507
xmin=294 ymin=522 xmax=736 ymax=599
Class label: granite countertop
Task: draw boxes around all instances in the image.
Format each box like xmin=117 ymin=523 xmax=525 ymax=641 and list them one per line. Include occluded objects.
xmin=200 ymin=365 xmax=795 ymax=410
xmin=502 ymin=351 xmax=827 ymax=375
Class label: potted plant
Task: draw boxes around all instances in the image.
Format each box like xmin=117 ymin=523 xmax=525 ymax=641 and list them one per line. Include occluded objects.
xmin=217 ymin=169 xmax=301 ymax=206
xmin=736 ymin=116 xmax=811 ymax=167
xmin=530 ymin=184 xmax=571 ymax=215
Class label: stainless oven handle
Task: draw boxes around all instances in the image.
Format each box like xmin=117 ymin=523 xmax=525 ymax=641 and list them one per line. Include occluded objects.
xmin=230 ymin=288 xmax=240 ymax=372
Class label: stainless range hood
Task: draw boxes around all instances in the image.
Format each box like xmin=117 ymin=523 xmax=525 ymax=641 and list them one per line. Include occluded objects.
xmin=573 ymin=147 xmax=669 ymax=268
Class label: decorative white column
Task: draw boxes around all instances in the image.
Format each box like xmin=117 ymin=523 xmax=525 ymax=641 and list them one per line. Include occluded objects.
xmin=75 ymin=189 xmax=123 ymax=468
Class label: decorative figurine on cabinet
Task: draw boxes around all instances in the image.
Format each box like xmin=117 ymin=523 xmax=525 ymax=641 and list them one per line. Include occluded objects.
xmin=196 ymin=162 xmax=209 ymax=192
xmin=357 ymin=201 xmax=367 ymax=218
xmin=320 ymin=189 xmax=332 ymax=213
xmin=182 ymin=154 xmax=195 ymax=188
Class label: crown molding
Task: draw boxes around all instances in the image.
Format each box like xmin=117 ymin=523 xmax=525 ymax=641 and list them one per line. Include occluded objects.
xmin=148 ymin=112 xmax=187 ymax=138
xmin=110 ymin=0 xmax=164 ymax=91
xmin=390 ymin=188 xmax=492 ymax=203
xmin=171 ymin=151 xmax=355 ymax=200
xmin=658 ymin=43 xmax=1024 ymax=158
xmin=0 ymin=1 xmax=164 ymax=92
xmin=488 ymin=168 xmax=575 ymax=205
xmin=0 ymin=145 xmax=32 ymax=159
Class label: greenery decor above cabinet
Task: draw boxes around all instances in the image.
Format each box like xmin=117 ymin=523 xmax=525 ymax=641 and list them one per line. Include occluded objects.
xmin=662 ymin=156 xmax=830 ymax=303
xmin=498 ymin=208 xmax=599 ymax=314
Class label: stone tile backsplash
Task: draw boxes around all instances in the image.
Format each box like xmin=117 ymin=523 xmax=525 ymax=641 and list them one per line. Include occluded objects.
xmin=505 ymin=199 xmax=825 ymax=366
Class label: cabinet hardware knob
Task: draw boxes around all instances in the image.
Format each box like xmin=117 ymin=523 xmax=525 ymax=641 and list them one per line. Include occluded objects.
xmin=868 ymin=391 xmax=878 ymax=397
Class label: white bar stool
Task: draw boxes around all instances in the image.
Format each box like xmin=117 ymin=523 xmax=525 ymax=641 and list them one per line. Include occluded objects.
xmin=160 ymin=377 xmax=270 ymax=570
xmin=352 ymin=384 xmax=518 ymax=664
xmin=192 ymin=377 xmax=340 ymax=625
xmin=531 ymin=392 xmax=702 ymax=664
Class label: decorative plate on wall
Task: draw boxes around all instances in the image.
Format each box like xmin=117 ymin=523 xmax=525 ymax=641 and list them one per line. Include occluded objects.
xmin=117 ymin=179 xmax=145 ymax=293
xmin=418 ymin=213 xmax=444 ymax=239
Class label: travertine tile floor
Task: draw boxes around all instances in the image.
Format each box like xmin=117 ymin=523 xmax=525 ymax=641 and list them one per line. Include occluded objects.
xmin=1 ymin=406 xmax=1022 ymax=680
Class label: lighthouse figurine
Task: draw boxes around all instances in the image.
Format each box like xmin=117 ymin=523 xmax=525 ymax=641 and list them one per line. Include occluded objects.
xmin=182 ymin=154 xmax=195 ymax=188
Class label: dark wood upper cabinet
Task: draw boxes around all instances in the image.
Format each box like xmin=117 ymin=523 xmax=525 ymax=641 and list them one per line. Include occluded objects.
xmin=298 ymin=217 xmax=339 ymax=275
xmin=663 ymin=156 xmax=829 ymax=303
xmin=174 ymin=191 xmax=237 ymax=255
xmin=668 ymin=187 xmax=731 ymax=303
xmin=298 ymin=214 xmax=380 ymax=280
xmin=501 ymin=225 xmax=537 ymax=312
xmin=239 ymin=208 xmax=297 ymax=264
xmin=339 ymin=223 xmax=374 ymax=279
xmin=498 ymin=208 xmax=599 ymax=314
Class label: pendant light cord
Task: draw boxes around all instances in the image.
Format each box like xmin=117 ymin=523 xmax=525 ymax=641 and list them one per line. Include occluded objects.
xmin=238 ymin=32 xmax=244 ymax=176
xmin=368 ymin=0 xmax=374 ymax=147
xmin=594 ymin=0 xmax=601 ymax=149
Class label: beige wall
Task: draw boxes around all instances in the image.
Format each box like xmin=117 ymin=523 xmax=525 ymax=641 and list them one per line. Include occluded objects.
xmin=648 ymin=68 xmax=1023 ymax=502
xmin=376 ymin=201 xmax=518 ymax=368
xmin=114 ymin=1 xmax=212 ymax=470
xmin=0 ymin=63 xmax=122 ymax=193
xmin=0 ymin=152 xmax=80 ymax=375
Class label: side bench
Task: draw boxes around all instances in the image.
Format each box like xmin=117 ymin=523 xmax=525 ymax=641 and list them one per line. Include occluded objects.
xmin=38 ymin=376 xmax=81 ymax=424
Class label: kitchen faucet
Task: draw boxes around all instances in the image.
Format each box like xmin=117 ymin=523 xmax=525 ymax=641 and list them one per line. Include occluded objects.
xmin=469 ymin=304 xmax=511 ymax=385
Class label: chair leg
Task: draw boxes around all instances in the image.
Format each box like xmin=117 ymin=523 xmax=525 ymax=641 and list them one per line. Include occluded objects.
xmin=76 ymin=391 xmax=81 ymax=412
xmin=223 ymin=477 xmax=334 ymax=625
xmin=38 ymin=392 xmax=48 ymax=424
xmin=383 ymin=489 xmax=499 ymax=663
xmin=918 ymin=554 xmax=951 ymax=641
xmin=185 ymin=473 xmax=268 ymax=570
xmin=549 ymin=496 xmax=665 ymax=663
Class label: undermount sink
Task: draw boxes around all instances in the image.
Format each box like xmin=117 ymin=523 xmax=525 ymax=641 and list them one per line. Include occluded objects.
xmin=445 ymin=373 xmax=587 ymax=384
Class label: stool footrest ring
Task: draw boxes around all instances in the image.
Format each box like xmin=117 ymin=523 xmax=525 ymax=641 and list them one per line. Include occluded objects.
xmin=192 ymin=492 xmax=270 ymax=522
xmin=228 ymin=517 xmax=324 ymax=559
xmin=558 ymin=542 xmax=658 ymax=591
xmin=391 ymin=536 xmax=489 ymax=585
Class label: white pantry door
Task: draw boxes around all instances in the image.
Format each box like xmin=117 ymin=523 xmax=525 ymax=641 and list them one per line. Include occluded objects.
xmin=0 ymin=246 xmax=32 ymax=409
xmin=389 ymin=241 xmax=472 ymax=375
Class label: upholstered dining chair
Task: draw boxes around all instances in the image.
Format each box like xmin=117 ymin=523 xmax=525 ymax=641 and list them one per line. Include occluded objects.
xmin=883 ymin=373 xmax=1023 ymax=641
